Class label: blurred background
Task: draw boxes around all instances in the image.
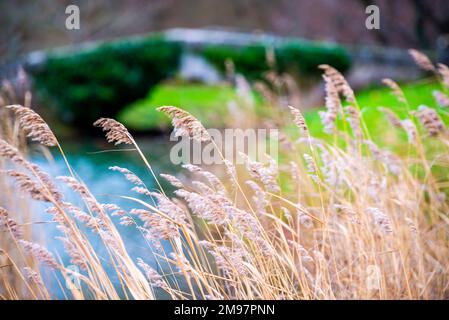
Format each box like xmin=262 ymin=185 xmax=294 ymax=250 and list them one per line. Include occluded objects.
xmin=1 ymin=0 xmax=448 ymax=168
xmin=2 ymin=1 xmax=449 ymax=127
xmin=3 ymin=0 xmax=449 ymax=59
xmin=0 ymin=0 xmax=449 ymax=185
xmin=2 ymin=0 xmax=448 ymax=167
xmin=2 ymin=1 xmax=449 ymax=122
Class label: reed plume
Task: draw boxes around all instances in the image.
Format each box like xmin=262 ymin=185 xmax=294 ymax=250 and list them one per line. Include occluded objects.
xmin=437 ymin=63 xmax=449 ymax=88
xmin=319 ymin=64 xmax=355 ymax=102
xmin=382 ymin=78 xmax=406 ymax=103
xmin=346 ymin=105 xmax=362 ymax=139
xmin=408 ymin=49 xmax=435 ymax=71
xmin=433 ymin=90 xmax=449 ymax=108
xmin=240 ymin=153 xmax=280 ymax=193
xmin=319 ymin=74 xmax=341 ymax=133
xmin=160 ymin=173 xmax=184 ymax=188
xmin=379 ymin=107 xmax=402 ymax=128
xmin=157 ymin=106 xmax=210 ymax=141
xmin=401 ymin=119 xmax=418 ymax=144
xmin=415 ymin=105 xmax=446 ymax=136
xmin=137 ymin=258 xmax=167 ymax=289
xmin=93 ymin=118 xmax=133 ymax=145
xmin=6 ymin=104 xmax=57 ymax=147
xmin=289 ymin=106 xmax=309 ymax=137
xmin=0 ymin=206 xmax=22 ymax=239
xmin=2 ymin=170 xmax=51 ymax=202
xmin=19 ymin=240 xmax=59 ymax=269
xmin=109 ymin=166 xmax=144 ymax=186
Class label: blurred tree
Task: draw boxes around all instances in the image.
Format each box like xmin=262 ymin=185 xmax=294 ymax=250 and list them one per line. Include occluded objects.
xmin=356 ymin=0 xmax=449 ymax=49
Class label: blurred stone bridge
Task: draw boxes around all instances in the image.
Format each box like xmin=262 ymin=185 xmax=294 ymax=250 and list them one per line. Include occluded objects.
xmin=0 ymin=28 xmax=431 ymax=91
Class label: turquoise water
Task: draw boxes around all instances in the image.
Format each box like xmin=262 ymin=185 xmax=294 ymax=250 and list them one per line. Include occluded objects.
xmin=31 ymin=136 xmax=182 ymax=298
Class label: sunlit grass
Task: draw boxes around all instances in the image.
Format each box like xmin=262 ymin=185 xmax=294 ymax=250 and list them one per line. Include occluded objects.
xmin=118 ymin=82 xmax=263 ymax=130
xmin=304 ymin=79 xmax=442 ymax=142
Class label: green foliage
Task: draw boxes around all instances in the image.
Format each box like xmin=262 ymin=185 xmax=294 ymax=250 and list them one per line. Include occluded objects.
xmin=118 ymin=83 xmax=262 ymax=130
xmin=30 ymin=37 xmax=182 ymax=127
xmin=29 ymin=34 xmax=350 ymax=128
xmin=202 ymin=40 xmax=351 ymax=80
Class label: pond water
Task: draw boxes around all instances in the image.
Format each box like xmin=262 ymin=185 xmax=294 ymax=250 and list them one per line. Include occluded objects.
xmin=31 ymin=136 xmax=184 ymax=298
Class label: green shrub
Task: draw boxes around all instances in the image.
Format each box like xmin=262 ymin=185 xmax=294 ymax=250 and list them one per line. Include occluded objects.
xmin=30 ymin=36 xmax=182 ymax=127
xmin=202 ymin=40 xmax=351 ymax=80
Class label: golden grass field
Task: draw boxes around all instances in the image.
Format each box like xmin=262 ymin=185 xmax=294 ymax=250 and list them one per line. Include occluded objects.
xmin=0 ymin=49 xmax=448 ymax=300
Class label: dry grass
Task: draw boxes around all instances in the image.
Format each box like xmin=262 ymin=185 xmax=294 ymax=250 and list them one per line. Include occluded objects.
xmin=0 ymin=50 xmax=449 ymax=300
xmin=0 ymin=72 xmax=41 ymax=299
